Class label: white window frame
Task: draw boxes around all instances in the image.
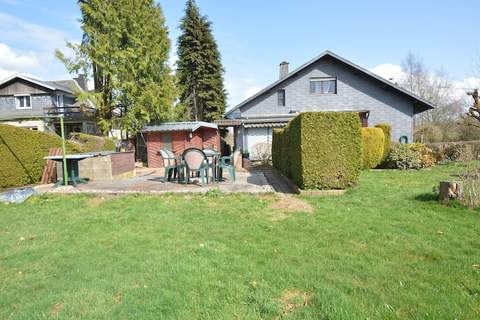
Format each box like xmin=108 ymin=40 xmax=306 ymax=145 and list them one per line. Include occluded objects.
xmin=56 ymin=94 xmax=64 ymax=111
xmin=309 ymin=77 xmax=337 ymax=94
xmin=15 ymin=95 xmax=32 ymax=110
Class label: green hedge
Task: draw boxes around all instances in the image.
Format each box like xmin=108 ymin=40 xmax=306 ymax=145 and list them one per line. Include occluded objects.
xmin=0 ymin=125 xmax=66 ymax=189
xmin=362 ymin=127 xmax=385 ymax=169
xmin=272 ymin=112 xmax=362 ymax=190
xmin=375 ymin=123 xmax=391 ymax=159
xmin=0 ymin=125 xmax=116 ymax=189
xmin=69 ymin=132 xmax=116 ymax=153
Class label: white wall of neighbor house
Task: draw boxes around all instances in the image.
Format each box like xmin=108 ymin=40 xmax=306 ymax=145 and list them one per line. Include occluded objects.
xmin=1 ymin=120 xmax=53 ymax=132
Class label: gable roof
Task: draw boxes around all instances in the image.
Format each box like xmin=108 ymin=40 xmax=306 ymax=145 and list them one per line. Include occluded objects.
xmin=225 ymin=50 xmax=435 ymax=117
xmin=142 ymin=121 xmax=218 ymax=133
xmin=0 ymin=74 xmax=79 ymax=95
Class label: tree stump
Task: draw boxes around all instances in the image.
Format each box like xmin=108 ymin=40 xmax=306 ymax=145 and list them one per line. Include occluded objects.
xmin=439 ymin=181 xmax=464 ymax=202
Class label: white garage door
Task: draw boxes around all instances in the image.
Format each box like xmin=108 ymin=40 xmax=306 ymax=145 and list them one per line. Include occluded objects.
xmin=246 ymin=127 xmax=272 ymax=160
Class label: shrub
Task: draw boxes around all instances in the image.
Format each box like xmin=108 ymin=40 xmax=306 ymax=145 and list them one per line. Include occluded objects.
xmin=273 ymin=112 xmax=362 ymax=190
xmin=375 ymin=123 xmax=391 ymax=159
xmin=0 ymin=125 xmax=66 ymax=188
xmin=427 ymin=141 xmax=479 ymax=162
xmin=69 ymin=133 xmax=116 ymax=153
xmin=444 ymin=144 xmax=474 ymax=162
xmin=385 ymin=144 xmax=422 ymax=170
xmin=361 ymin=127 xmax=384 ymax=169
xmin=406 ymin=143 xmax=436 ymax=168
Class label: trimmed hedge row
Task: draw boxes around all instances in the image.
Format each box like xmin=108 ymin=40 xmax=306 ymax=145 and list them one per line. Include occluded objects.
xmin=0 ymin=125 xmax=115 ymax=189
xmin=375 ymin=123 xmax=391 ymax=160
xmin=362 ymin=127 xmax=385 ymax=169
xmin=272 ymin=112 xmax=362 ymax=190
xmin=69 ymin=132 xmax=116 ymax=153
xmin=0 ymin=124 xmax=66 ymax=189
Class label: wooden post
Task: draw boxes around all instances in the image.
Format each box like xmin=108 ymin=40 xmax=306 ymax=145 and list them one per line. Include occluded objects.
xmin=439 ymin=181 xmax=464 ymax=202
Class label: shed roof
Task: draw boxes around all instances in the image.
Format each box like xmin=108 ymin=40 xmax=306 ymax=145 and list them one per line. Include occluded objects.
xmin=142 ymin=121 xmax=218 ymax=133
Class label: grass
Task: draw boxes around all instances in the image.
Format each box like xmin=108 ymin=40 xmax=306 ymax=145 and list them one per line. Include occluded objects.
xmin=0 ymin=163 xmax=479 ymax=319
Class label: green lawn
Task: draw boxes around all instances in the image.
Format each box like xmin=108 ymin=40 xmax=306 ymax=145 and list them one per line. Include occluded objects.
xmin=1 ymin=164 xmax=479 ymax=319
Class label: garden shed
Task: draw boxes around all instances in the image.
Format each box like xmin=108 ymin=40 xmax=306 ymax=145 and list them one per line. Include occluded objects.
xmin=142 ymin=122 xmax=220 ymax=168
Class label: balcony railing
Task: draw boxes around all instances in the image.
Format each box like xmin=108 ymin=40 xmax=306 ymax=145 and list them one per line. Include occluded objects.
xmin=44 ymin=105 xmax=95 ymax=121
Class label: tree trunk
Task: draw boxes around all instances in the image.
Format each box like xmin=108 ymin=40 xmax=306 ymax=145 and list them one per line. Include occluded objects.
xmin=439 ymin=181 xmax=464 ymax=202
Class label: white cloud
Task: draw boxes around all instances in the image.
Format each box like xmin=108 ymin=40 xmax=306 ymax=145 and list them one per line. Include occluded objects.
xmin=0 ymin=43 xmax=40 ymax=71
xmin=0 ymin=12 xmax=78 ymax=80
xmin=225 ymin=76 xmax=264 ymax=108
xmin=370 ymin=63 xmax=405 ymax=82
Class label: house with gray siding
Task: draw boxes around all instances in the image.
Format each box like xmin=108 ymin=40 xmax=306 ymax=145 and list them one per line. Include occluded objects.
xmin=0 ymin=74 xmax=97 ymax=136
xmin=222 ymin=51 xmax=435 ymax=160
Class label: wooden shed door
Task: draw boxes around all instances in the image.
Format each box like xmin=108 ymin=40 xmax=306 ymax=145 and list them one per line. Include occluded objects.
xmin=162 ymin=133 xmax=173 ymax=151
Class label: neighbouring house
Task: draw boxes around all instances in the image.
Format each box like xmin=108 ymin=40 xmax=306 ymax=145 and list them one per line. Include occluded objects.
xmin=220 ymin=50 xmax=435 ymax=160
xmin=0 ymin=74 xmax=97 ymax=136
xmin=143 ymin=122 xmax=220 ymax=167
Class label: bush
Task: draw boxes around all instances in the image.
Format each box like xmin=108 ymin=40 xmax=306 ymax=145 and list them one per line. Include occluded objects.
xmin=427 ymin=141 xmax=477 ymax=162
xmin=361 ymin=127 xmax=384 ymax=169
xmin=69 ymin=133 xmax=116 ymax=153
xmin=273 ymin=112 xmax=362 ymax=190
xmin=375 ymin=123 xmax=391 ymax=159
xmin=407 ymin=143 xmax=436 ymax=168
xmin=385 ymin=144 xmax=422 ymax=170
xmin=0 ymin=125 xmax=66 ymax=189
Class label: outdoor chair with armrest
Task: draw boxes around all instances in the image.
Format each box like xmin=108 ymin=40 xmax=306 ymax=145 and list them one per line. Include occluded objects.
xmin=219 ymin=153 xmax=235 ymax=182
xmin=159 ymin=149 xmax=177 ymax=182
xmin=203 ymin=147 xmax=220 ymax=183
xmin=182 ymin=148 xmax=209 ymax=186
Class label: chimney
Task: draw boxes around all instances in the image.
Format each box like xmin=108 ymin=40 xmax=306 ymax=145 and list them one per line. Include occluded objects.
xmin=279 ymin=61 xmax=289 ymax=79
xmin=74 ymin=74 xmax=87 ymax=91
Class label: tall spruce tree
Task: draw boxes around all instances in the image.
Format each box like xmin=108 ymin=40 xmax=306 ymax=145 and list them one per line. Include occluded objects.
xmin=176 ymin=0 xmax=227 ymax=122
xmin=56 ymin=0 xmax=177 ymax=135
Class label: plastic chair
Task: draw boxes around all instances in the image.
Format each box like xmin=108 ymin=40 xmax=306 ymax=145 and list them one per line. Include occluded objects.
xmin=219 ymin=153 xmax=235 ymax=182
xmin=182 ymin=148 xmax=209 ymax=185
xmin=159 ymin=149 xmax=177 ymax=182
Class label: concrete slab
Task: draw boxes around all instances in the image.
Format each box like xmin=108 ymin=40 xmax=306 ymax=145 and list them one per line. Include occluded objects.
xmin=38 ymin=169 xmax=276 ymax=194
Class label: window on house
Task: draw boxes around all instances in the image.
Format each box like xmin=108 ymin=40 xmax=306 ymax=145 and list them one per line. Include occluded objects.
xmin=277 ymin=89 xmax=285 ymax=106
xmin=15 ymin=95 xmax=32 ymax=109
xmin=56 ymin=95 xmax=64 ymax=113
xmin=309 ymin=77 xmax=337 ymax=94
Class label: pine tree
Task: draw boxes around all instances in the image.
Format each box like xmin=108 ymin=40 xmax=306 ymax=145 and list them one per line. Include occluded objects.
xmin=56 ymin=0 xmax=177 ymax=135
xmin=176 ymin=0 xmax=227 ymax=122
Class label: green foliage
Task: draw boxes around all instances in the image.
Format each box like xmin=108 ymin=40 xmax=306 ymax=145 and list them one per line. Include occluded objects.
xmin=0 ymin=125 xmax=118 ymax=189
xmin=176 ymin=0 xmax=227 ymax=122
xmin=374 ymin=123 xmax=391 ymax=159
xmin=56 ymin=0 xmax=177 ymax=134
xmin=385 ymin=144 xmax=422 ymax=170
xmin=0 ymin=125 xmax=65 ymax=188
xmin=273 ymin=112 xmax=362 ymax=190
xmin=361 ymin=128 xmax=385 ymax=169
xmin=407 ymin=143 xmax=436 ymax=167
xmin=68 ymin=133 xmax=116 ymax=153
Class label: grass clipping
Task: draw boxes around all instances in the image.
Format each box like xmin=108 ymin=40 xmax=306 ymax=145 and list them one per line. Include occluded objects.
xmin=267 ymin=194 xmax=313 ymax=221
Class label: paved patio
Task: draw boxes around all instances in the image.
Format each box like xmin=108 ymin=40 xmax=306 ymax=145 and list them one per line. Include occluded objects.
xmin=37 ymin=168 xmax=295 ymax=194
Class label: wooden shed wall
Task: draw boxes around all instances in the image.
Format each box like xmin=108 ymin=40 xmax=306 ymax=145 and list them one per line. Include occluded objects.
xmin=146 ymin=127 xmax=220 ymax=168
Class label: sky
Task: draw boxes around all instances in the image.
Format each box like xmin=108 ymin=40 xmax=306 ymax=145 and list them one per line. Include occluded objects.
xmin=0 ymin=0 xmax=479 ymax=107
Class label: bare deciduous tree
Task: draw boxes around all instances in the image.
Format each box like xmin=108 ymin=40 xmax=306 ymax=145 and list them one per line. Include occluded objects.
xmin=400 ymin=53 xmax=463 ymax=142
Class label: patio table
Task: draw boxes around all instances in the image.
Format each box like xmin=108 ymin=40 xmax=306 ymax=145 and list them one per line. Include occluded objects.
xmin=44 ymin=154 xmax=93 ymax=186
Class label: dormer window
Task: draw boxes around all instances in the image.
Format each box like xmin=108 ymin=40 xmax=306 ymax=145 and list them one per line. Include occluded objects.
xmin=309 ymin=77 xmax=337 ymax=94
xmin=15 ymin=95 xmax=32 ymax=109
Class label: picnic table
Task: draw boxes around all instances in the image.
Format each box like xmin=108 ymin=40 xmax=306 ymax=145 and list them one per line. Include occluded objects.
xmin=44 ymin=154 xmax=93 ymax=186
